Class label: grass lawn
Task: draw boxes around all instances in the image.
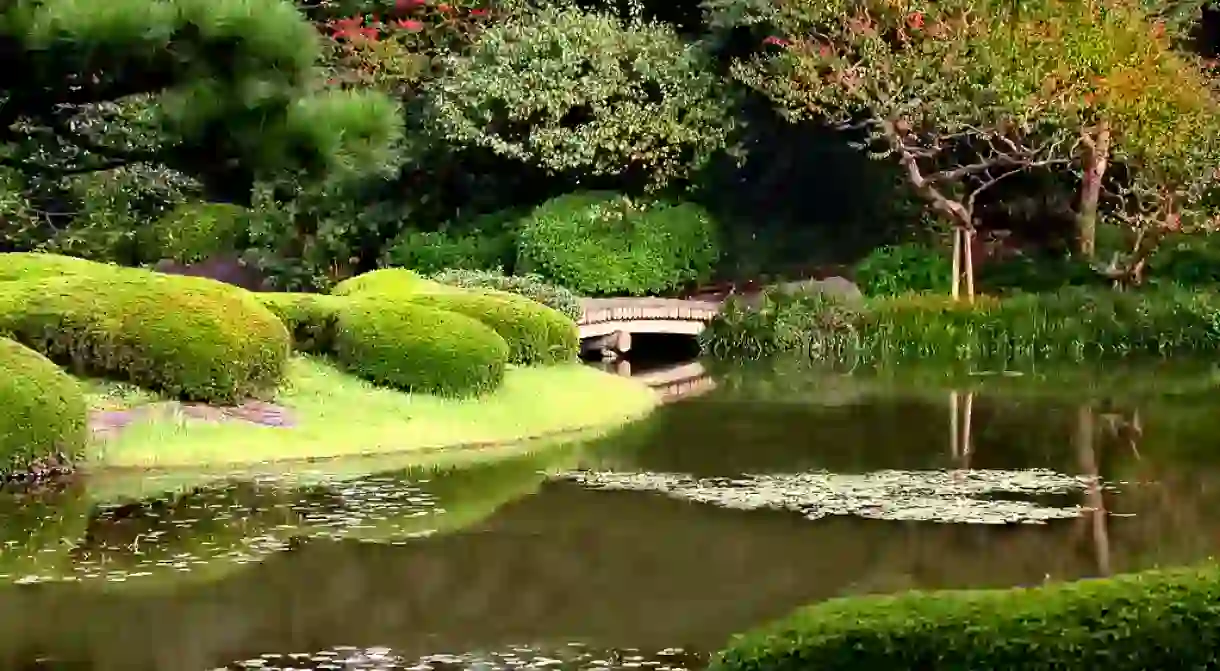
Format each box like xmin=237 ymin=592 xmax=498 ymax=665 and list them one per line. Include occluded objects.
xmin=84 ymin=356 xmax=658 ymax=470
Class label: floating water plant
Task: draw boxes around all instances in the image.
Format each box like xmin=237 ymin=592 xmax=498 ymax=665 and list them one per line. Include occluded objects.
xmin=560 ymin=469 xmax=1101 ymax=525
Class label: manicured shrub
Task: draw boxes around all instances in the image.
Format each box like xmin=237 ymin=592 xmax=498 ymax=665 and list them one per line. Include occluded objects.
xmin=0 ymin=272 xmax=290 ymax=403
xmin=515 ymin=192 xmax=719 ymax=296
xmin=331 ymin=268 xmax=447 ymax=297
xmin=381 ymin=228 xmax=514 ymax=275
xmin=854 ymin=243 xmax=952 ymax=297
xmin=407 ymin=290 xmax=578 ymax=365
xmin=429 ymin=269 xmax=582 ymax=321
xmin=255 ymin=292 xmax=346 ymax=354
xmin=0 ymin=337 xmax=88 ymax=472
xmin=139 ymin=202 xmax=249 ymax=263
xmin=712 ymin=564 xmax=1220 ymax=671
xmin=0 ymin=252 xmax=120 ymax=283
xmin=334 ymin=300 xmax=509 ymax=397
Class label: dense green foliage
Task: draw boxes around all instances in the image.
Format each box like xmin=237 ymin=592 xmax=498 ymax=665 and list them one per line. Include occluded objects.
xmin=704 ymin=286 xmax=1220 ymax=362
xmin=429 ymin=269 xmax=582 ymax=320
xmin=141 ymin=203 xmax=251 ymax=264
xmin=407 ymin=290 xmax=579 ymax=365
xmin=712 ymin=564 xmax=1220 ymax=671
xmin=854 ymin=244 xmax=953 ymax=297
xmin=0 ymin=265 xmax=290 ymax=403
xmin=382 ymin=228 xmax=513 ymax=275
xmin=516 ymin=192 xmax=719 ymax=296
xmin=0 ymin=338 xmax=88 ymax=471
xmin=0 ymin=0 xmax=403 ymax=202
xmin=426 ymin=5 xmax=735 ymax=183
xmin=334 ymin=300 xmax=509 ymax=397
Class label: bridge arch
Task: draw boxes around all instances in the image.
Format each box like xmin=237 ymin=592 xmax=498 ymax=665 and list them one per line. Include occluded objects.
xmin=577 ymin=298 xmax=720 ymax=356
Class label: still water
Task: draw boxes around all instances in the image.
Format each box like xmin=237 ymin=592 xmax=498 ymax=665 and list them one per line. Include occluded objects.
xmin=6 ymin=361 xmax=1220 ymax=670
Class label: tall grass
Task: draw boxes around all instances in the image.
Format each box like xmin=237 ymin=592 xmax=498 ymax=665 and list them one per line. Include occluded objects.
xmin=702 ymin=287 xmax=1220 ymax=364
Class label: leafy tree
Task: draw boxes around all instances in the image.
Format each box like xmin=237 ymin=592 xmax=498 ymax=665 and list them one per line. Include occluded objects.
xmin=0 ymin=0 xmax=405 ymax=206
xmin=425 ymin=4 xmax=738 ymax=185
xmin=715 ymin=0 xmax=1220 ymax=298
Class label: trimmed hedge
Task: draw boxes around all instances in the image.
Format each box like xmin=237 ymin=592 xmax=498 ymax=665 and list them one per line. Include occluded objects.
xmin=515 ymin=192 xmax=719 ymax=296
xmin=0 ymin=252 xmax=119 ymax=283
xmin=0 ymin=273 xmax=290 ymax=403
xmin=429 ymin=269 xmax=583 ymax=321
xmin=255 ymin=292 xmax=346 ymax=354
xmin=407 ymin=290 xmax=578 ymax=365
xmin=331 ymin=268 xmax=447 ymax=297
xmin=334 ymin=300 xmax=509 ymax=397
xmin=0 ymin=337 xmax=88 ymax=471
xmin=712 ymin=564 xmax=1220 ymax=671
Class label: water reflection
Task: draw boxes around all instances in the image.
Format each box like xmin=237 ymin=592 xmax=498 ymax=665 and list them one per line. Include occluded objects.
xmin=3 ymin=363 xmax=1220 ymax=669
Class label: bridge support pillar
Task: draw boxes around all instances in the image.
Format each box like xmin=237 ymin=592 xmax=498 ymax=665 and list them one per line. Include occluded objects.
xmin=612 ymin=330 xmax=632 ymax=354
xmin=581 ymin=330 xmax=633 ymax=361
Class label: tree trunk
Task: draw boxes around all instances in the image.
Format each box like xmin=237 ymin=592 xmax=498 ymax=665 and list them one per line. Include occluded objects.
xmin=1077 ymin=120 xmax=1111 ymax=259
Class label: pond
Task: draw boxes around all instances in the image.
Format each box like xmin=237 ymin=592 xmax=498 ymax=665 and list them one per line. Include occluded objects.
xmin=7 ymin=360 xmax=1220 ymax=670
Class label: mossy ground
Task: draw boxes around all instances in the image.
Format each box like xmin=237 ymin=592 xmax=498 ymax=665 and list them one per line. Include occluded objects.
xmin=82 ymin=357 xmax=658 ymax=470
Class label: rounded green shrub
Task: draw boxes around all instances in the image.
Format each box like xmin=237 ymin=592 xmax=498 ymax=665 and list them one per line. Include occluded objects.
xmin=0 ymin=272 xmax=290 ymax=403
xmin=139 ymin=202 xmax=249 ymax=263
xmin=0 ymin=337 xmax=88 ymax=471
xmin=429 ymin=269 xmax=583 ymax=321
xmin=712 ymin=564 xmax=1220 ymax=671
xmin=854 ymin=243 xmax=952 ymax=297
xmin=407 ymin=290 xmax=578 ymax=365
xmin=334 ymin=301 xmax=509 ymax=397
xmin=381 ymin=228 xmax=514 ymax=275
xmin=0 ymin=252 xmax=120 ymax=283
xmin=331 ymin=268 xmax=448 ymax=297
xmin=515 ymin=192 xmax=720 ymax=296
xmin=255 ymin=292 xmax=346 ymax=354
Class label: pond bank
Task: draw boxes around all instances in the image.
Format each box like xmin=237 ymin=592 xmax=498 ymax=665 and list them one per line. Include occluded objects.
xmin=82 ymin=357 xmax=658 ymax=470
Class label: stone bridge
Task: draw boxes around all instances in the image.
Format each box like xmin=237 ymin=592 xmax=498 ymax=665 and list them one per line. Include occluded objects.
xmin=578 ymin=298 xmax=721 ymax=356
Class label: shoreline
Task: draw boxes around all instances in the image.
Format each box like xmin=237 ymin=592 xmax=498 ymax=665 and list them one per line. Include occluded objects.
xmin=81 ymin=357 xmax=660 ymax=471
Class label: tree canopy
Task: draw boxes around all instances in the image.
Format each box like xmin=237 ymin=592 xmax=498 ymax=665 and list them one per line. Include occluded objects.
xmin=0 ymin=0 xmax=405 ymax=204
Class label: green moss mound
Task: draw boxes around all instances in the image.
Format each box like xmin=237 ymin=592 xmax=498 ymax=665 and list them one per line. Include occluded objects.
xmin=429 ymin=269 xmax=583 ymax=321
xmin=713 ymin=564 xmax=1220 ymax=671
xmin=332 ymin=268 xmax=447 ymax=297
xmin=255 ymin=292 xmax=346 ymax=354
xmin=334 ymin=300 xmax=509 ymax=397
xmin=0 ymin=337 xmax=88 ymax=470
xmin=407 ymin=290 xmax=578 ymax=365
xmin=0 ymin=252 xmax=120 ymax=283
xmin=0 ymin=273 xmax=290 ymax=403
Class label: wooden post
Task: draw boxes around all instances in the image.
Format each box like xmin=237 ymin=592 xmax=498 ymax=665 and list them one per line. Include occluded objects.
xmin=964 ymin=228 xmax=976 ymax=303
xmin=951 ymin=228 xmax=962 ymax=300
